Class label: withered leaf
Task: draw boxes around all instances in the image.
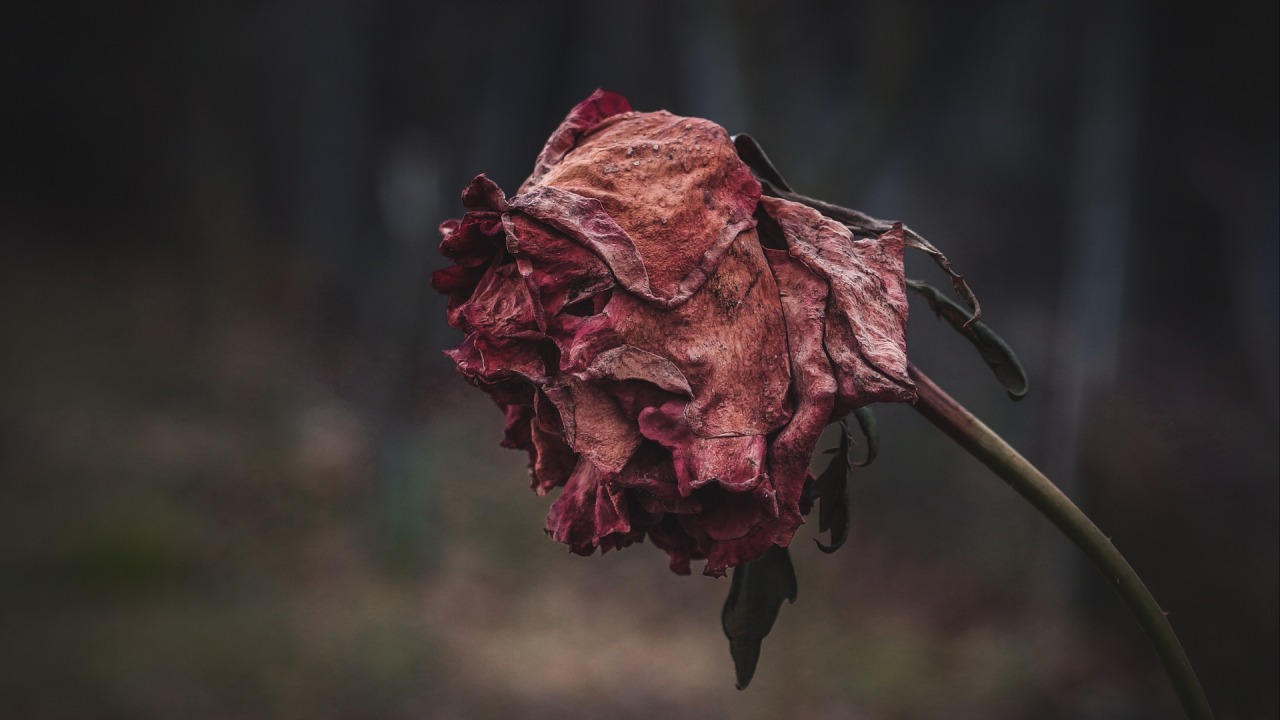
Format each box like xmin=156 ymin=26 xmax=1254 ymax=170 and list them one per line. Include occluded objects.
xmin=731 ymin=133 xmax=795 ymax=193
xmin=812 ymin=420 xmax=853 ymax=554
xmin=721 ymin=544 xmax=797 ymax=689
xmin=852 ymin=406 xmax=879 ymax=467
xmin=733 ymin=133 xmax=983 ymax=326
xmin=906 ymin=279 xmax=1029 ymax=400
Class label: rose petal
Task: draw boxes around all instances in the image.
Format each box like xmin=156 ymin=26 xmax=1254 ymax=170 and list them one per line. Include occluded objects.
xmin=542 ymin=379 xmax=642 ymax=475
xmin=500 ymin=403 xmax=533 ymax=452
xmin=511 ymin=114 xmax=761 ymax=310
xmin=529 ymin=392 xmax=577 ymax=494
xmin=434 ymin=176 xmax=513 ymax=328
xmin=760 ymin=196 xmax=914 ymax=412
xmin=461 ymin=173 xmax=510 ymax=212
xmin=613 ymin=442 xmax=701 ymax=515
xmin=578 ymin=345 xmax=691 ymax=396
xmin=606 ymin=232 xmax=791 ymax=438
xmin=546 ymin=459 xmax=637 ymax=556
xmin=444 ymin=332 xmax=548 ymax=405
xmin=520 ymin=89 xmax=634 ymax=194
xmin=646 ymin=516 xmax=701 ymax=575
xmin=762 ymin=246 xmax=838 ymax=495
xmin=504 ymin=212 xmax=614 ymax=327
xmin=638 ymin=400 xmax=768 ymax=497
xmin=459 ymin=261 xmax=541 ymax=339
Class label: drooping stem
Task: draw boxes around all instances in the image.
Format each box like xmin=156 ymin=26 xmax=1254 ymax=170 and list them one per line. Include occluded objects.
xmin=907 ymin=364 xmax=1214 ymax=720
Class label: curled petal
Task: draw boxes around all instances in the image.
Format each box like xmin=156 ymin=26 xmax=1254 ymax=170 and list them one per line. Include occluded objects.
xmin=760 ymin=196 xmax=914 ymax=413
xmin=614 ymin=442 xmax=701 ymax=515
xmin=578 ymin=345 xmax=691 ymax=397
xmin=444 ymin=332 xmax=548 ymax=410
xmin=500 ymin=403 xmax=533 ymax=452
xmin=461 ymin=173 xmax=510 ymax=212
xmin=647 ymin=516 xmax=701 ymax=575
xmin=638 ymin=400 xmax=767 ymax=497
xmin=605 ymin=234 xmax=792 ymax=438
xmin=761 ymin=246 xmax=838 ymax=481
xmin=504 ymin=212 xmax=614 ymax=328
xmin=546 ymin=459 xmax=638 ymax=556
xmin=695 ymin=488 xmax=795 ymax=578
xmin=529 ymin=393 xmax=577 ymax=494
xmin=433 ymin=176 xmax=514 ymax=328
xmin=514 ymin=110 xmax=760 ymax=308
xmin=459 ymin=262 xmax=541 ymax=339
xmin=542 ymin=380 xmax=643 ymax=475
xmin=520 ymin=89 xmax=634 ymax=194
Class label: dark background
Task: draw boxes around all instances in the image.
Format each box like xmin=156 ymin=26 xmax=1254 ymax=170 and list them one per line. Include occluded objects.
xmin=3 ymin=1 xmax=1276 ymax=718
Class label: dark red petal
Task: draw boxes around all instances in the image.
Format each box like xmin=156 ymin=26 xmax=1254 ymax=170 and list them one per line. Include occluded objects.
xmin=602 ymin=378 xmax=688 ymax=423
xmin=614 ymin=442 xmax=702 ymax=514
xmin=458 ymin=262 xmax=541 ymax=338
xmin=700 ymin=519 xmax=791 ymax=578
xmin=694 ymin=486 xmax=777 ymax=541
xmin=433 ymin=182 xmax=510 ymax=329
xmin=647 ymin=516 xmax=702 ymax=575
xmin=438 ymin=211 xmax=504 ymax=264
xmin=520 ymin=89 xmax=633 ymax=194
xmin=461 ymin=173 xmax=509 ymax=212
xmin=500 ymin=403 xmax=534 ymax=451
xmin=529 ymin=392 xmax=577 ymax=494
xmin=503 ymin=212 xmax=614 ymax=327
xmin=444 ymin=332 xmax=548 ymax=391
xmin=546 ymin=459 xmax=634 ymax=555
xmin=759 ymin=196 xmax=914 ymax=412
xmin=555 ymin=310 xmax=623 ymax=375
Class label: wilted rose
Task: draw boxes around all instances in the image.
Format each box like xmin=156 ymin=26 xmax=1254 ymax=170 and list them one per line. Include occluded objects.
xmin=434 ymin=90 xmax=914 ymax=576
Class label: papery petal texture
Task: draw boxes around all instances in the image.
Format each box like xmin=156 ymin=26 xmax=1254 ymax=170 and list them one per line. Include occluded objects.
xmin=434 ymin=90 xmax=913 ymax=575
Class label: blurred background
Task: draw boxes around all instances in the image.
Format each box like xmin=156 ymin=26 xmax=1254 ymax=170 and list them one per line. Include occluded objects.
xmin=3 ymin=1 xmax=1276 ymax=718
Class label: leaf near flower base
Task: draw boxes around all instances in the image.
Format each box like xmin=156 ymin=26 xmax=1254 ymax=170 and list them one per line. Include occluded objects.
xmin=721 ymin=545 xmax=797 ymax=689
xmin=851 ymin=406 xmax=878 ymax=467
xmin=906 ymin=279 xmax=1029 ymax=400
xmin=812 ymin=419 xmax=854 ymax=554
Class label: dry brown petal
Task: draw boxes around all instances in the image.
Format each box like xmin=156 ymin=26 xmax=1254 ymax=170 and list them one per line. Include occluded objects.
xmin=760 ymin=196 xmax=914 ymax=413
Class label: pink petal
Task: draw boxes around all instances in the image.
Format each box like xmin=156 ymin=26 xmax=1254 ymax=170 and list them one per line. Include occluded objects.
xmin=637 ymin=400 xmax=768 ymax=497
xmin=503 ymin=212 xmax=614 ymax=327
xmin=604 ymin=233 xmax=791 ymax=438
xmin=759 ymin=196 xmax=914 ymax=413
xmin=761 ymin=246 xmax=838 ymax=502
xmin=511 ymin=109 xmax=760 ymax=308
xmin=520 ymin=89 xmax=633 ymax=194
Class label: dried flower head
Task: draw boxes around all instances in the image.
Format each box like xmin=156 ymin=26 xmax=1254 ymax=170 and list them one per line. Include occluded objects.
xmin=434 ymin=90 xmax=916 ymax=577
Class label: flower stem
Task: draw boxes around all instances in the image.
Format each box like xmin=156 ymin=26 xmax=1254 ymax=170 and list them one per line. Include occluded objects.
xmin=907 ymin=364 xmax=1214 ymax=720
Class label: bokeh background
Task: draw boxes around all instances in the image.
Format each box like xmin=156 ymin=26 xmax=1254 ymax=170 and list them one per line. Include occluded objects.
xmin=3 ymin=1 xmax=1276 ymax=718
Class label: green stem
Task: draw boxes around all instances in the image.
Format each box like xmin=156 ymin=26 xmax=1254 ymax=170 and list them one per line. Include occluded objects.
xmin=907 ymin=364 xmax=1214 ymax=720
